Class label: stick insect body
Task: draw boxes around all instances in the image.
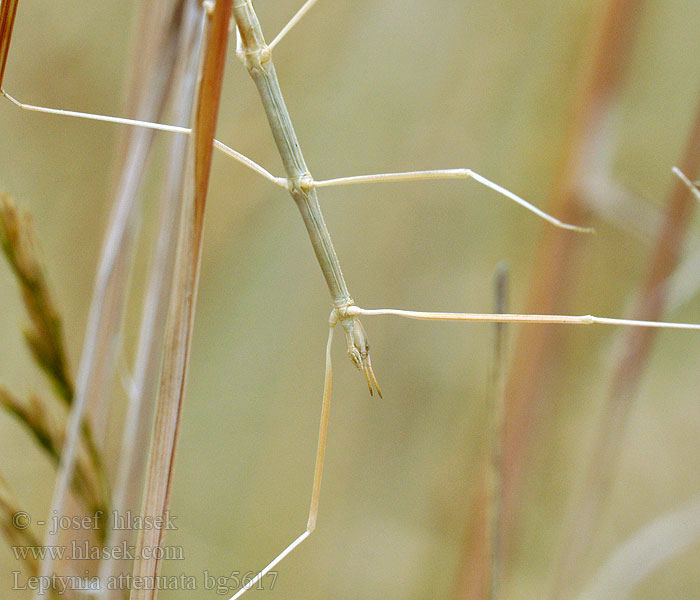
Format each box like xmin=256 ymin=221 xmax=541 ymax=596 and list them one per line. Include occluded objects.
xmin=2 ymin=1 xmax=700 ymax=599
xmin=232 ymin=1 xmax=382 ymax=397
xmin=0 ymin=0 xmax=596 ymax=397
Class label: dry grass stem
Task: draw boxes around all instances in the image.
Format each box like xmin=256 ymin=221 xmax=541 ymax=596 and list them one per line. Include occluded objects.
xmin=130 ymin=2 xmax=232 ymax=597
xmin=453 ymin=2 xmax=641 ymax=595
xmin=486 ymin=265 xmax=509 ymax=600
xmin=0 ymin=0 xmax=19 ymax=88
xmin=100 ymin=1 xmax=206 ymax=595
xmin=0 ymin=472 xmax=41 ymax=576
xmin=502 ymin=0 xmax=641 ymax=538
xmin=575 ymin=496 xmax=700 ymax=600
xmin=550 ymin=96 xmax=700 ymax=599
xmin=0 ymin=193 xmax=73 ymax=402
xmin=0 ymin=193 xmax=109 ymax=534
xmin=0 ymin=387 xmax=102 ymax=517
xmin=35 ymin=0 xmax=191 ymax=589
xmin=451 ymin=266 xmax=510 ymax=600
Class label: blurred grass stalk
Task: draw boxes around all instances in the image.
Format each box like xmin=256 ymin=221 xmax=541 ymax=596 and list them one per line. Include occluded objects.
xmin=574 ymin=494 xmax=700 ymax=600
xmin=0 ymin=0 xmax=225 ymax=594
xmin=452 ymin=1 xmax=641 ymax=597
xmin=501 ymin=0 xmax=640 ymax=536
xmin=32 ymin=0 xmax=196 ymax=593
xmin=486 ymin=265 xmax=509 ymax=600
xmin=0 ymin=0 xmax=19 ymax=90
xmin=0 ymin=473 xmax=41 ymax=578
xmin=129 ymin=2 xmax=232 ymax=598
xmin=0 ymin=386 xmax=101 ymax=517
xmin=462 ymin=265 xmax=511 ymax=600
xmin=0 ymin=191 xmax=107 ymax=599
xmin=98 ymin=1 xmax=206 ymax=596
xmin=453 ymin=266 xmax=510 ymax=600
xmin=550 ymin=97 xmax=700 ymax=599
xmin=0 ymin=194 xmax=109 ymax=521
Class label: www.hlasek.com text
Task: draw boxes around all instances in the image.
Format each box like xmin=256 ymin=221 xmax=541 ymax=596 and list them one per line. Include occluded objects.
xmin=13 ymin=540 xmax=184 ymax=562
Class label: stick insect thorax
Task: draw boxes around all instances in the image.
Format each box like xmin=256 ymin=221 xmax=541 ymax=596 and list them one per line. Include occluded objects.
xmin=232 ymin=0 xmax=381 ymax=396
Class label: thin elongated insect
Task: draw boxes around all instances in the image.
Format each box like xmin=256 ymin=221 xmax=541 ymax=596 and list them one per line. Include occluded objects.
xmin=1 ymin=1 xmax=699 ymax=598
xmin=0 ymin=0 xmax=592 ymax=397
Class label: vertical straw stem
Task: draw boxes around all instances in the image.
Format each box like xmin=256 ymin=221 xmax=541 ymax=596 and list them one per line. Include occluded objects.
xmin=129 ymin=1 xmax=232 ymax=598
xmin=451 ymin=266 xmax=509 ymax=600
xmin=453 ymin=2 xmax=641 ymax=596
xmin=549 ymin=95 xmax=700 ymax=600
xmin=486 ymin=265 xmax=509 ymax=600
xmin=0 ymin=0 xmax=19 ymax=89
xmin=97 ymin=1 xmax=205 ymax=596
xmin=501 ymin=0 xmax=640 ymax=535
xmin=33 ymin=2 xmax=190 ymax=594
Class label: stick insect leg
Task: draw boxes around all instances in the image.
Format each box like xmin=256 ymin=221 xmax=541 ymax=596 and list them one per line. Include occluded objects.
xmin=310 ymin=169 xmax=594 ymax=233
xmin=213 ymin=139 xmax=287 ymax=187
xmin=0 ymin=2 xmax=287 ymax=188
xmin=268 ymin=0 xmax=321 ymax=50
xmin=0 ymin=86 xmax=289 ymax=187
xmin=228 ymin=317 xmax=336 ymax=600
xmin=346 ymin=305 xmax=700 ymax=331
xmin=1 ymin=88 xmax=193 ymax=134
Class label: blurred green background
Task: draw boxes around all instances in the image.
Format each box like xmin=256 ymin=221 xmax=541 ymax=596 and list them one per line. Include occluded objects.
xmin=1 ymin=1 xmax=700 ymax=598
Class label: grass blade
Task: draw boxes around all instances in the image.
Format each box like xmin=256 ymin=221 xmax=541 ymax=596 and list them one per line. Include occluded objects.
xmin=129 ymin=2 xmax=232 ymax=597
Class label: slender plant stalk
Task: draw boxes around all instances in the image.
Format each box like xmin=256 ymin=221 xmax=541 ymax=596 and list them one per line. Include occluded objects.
xmin=451 ymin=467 xmax=491 ymax=600
xmin=0 ymin=193 xmax=110 ymax=536
xmin=453 ymin=266 xmax=510 ymax=600
xmin=452 ymin=2 xmax=641 ymax=595
xmin=549 ymin=96 xmax=700 ymax=599
xmin=0 ymin=387 xmax=102 ymax=515
xmin=0 ymin=0 xmax=18 ymax=89
xmin=0 ymin=189 xmax=106 ymax=590
xmin=502 ymin=0 xmax=641 ymax=536
xmin=486 ymin=265 xmax=509 ymax=600
xmin=0 ymin=474 xmax=41 ymax=576
xmin=129 ymin=2 xmax=232 ymax=597
xmin=574 ymin=495 xmax=700 ymax=600
xmin=113 ymin=1 xmax=186 ymax=166
xmin=98 ymin=2 xmax=206 ymax=596
xmin=34 ymin=1 xmax=191 ymax=592
xmin=232 ymin=0 xmax=381 ymax=396
xmin=0 ymin=192 xmax=72 ymax=401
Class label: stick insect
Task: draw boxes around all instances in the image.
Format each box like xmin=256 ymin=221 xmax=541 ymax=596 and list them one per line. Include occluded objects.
xmin=2 ymin=1 xmax=700 ymax=598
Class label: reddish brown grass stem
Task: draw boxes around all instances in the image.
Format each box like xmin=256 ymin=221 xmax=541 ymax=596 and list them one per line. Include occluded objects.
xmin=451 ymin=2 xmax=641 ymax=597
xmin=129 ymin=2 xmax=232 ymax=598
xmin=0 ymin=0 xmax=19 ymax=89
xmin=549 ymin=96 xmax=700 ymax=599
